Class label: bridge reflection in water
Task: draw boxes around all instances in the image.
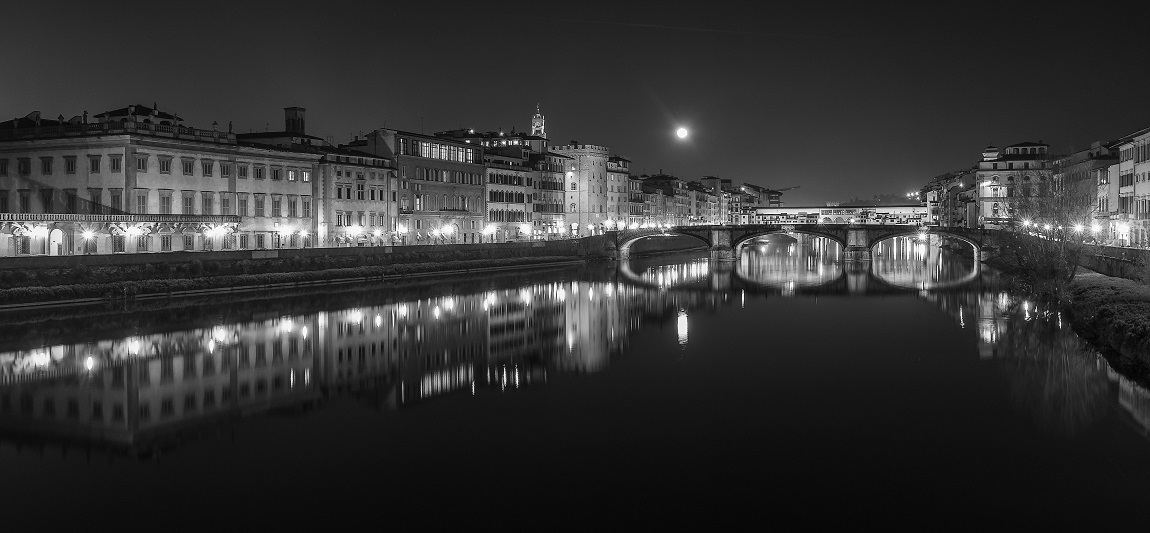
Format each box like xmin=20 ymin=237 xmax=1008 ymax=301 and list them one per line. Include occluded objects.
xmin=1 ymin=248 xmax=1148 ymax=461
xmin=621 ymin=235 xmax=983 ymax=295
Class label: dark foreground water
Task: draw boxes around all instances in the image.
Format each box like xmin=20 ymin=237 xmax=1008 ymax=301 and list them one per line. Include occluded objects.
xmin=2 ymin=237 xmax=1149 ymax=526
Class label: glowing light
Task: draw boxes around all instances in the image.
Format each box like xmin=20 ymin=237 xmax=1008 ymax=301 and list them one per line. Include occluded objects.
xmin=1073 ymin=224 xmax=1083 ymax=233
xmin=84 ymin=356 xmax=95 ymax=371
xmin=1091 ymin=223 xmax=1100 ymax=233
xmin=629 ymin=223 xmax=639 ymax=229
xmin=520 ymin=289 xmax=532 ymax=305
xmin=557 ymin=287 xmax=566 ymax=301
xmin=397 ymin=304 xmax=408 ymax=318
xmin=1022 ymin=220 xmax=1031 ymax=227
xmin=212 ymin=326 xmax=227 ymax=343
xmin=374 ymin=314 xmax=382 ymax=327
xmin=676 ymin=311 xmax=689 ymax=345
xmin=349 ymin=225 xmax=363 ymax=235
xmin=373 ymin=229 xmax=382 ymax=237
xmin=519 ymin=223 xmax=531 ymax=234
xmin=125 ymin=226 xmax=142 ymax=237
xmin=433 ymin=306 xmax=441 ymax=319
xmin=441 ymin=224 xmax=455 ymax=235
xmin=444 ymin=297 xmax=455 ymax=310
xmin=31 ymin=351 xmax=49 ymax=367
xmin=81 ymin=230 xmax=95 ymax=240
xmin=1043 ymin=224 xmax=1051 ymax=231
xmin=301 ymin=326 xmax=309 ymax=339
xmin=675 ymin=127 xmax=689 ymax=139
xmin=350 ymin=310 xmax=363 ymax=323
xmin=128 ymin=339 xmax=140 ymax=356
xmin=397 ymin=224 xmax=408 ymax=233
xmin=1117 ymin=223 xmax=1130 ymax=233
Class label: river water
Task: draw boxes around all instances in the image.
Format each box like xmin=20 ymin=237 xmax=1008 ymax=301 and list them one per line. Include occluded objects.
xmin=1 ymin=236 xmax=1149 ymax=526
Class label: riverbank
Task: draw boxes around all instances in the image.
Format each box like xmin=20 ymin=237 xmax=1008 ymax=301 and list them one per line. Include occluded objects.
xmin=981 ymin=251 xmax=1150 ymax=374
xmin=0 ymin=255 xmax=586 ymax=308
xmin=1068 ymin=271 xmax=1150 ymax=374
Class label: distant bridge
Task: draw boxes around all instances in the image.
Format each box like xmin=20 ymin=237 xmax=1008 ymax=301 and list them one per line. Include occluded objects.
xmin=607 ymin=224 xmax=991 ymax=261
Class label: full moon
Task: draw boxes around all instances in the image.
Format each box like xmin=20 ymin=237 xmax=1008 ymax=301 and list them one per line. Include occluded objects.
xmin=676 ymin=127 xmax=689 ymax=139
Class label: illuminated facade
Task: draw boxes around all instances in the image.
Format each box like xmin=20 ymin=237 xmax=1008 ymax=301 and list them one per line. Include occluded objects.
xmin=974 ymin=141 xmax=1051 ymax=229
xmin=483 ymin=150 xmax=534 ymax=241
xmin=551 ymin=143 xmax=611 ymax=236
xmin=352 ymin=129 xmax=486 ymax=245
xmin=0 ymin=106 xmax=319 ymax=256
xmin=239 ymin=108 xmax=399 ymax=247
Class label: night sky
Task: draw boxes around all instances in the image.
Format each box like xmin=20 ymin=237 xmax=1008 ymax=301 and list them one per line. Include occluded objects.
xmin=3 ymin=1 xmax=1147 ymax=205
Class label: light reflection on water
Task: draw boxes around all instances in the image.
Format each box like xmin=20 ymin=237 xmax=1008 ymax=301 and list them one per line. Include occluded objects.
xmin=0 ymin=248 xmax=1145 ymax=481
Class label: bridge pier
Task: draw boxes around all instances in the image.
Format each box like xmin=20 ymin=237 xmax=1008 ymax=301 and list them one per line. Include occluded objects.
xmin=709 ymin=228 xmax=736 ymax=262
xmin=843 ymin=228 xmax=871 ymax=262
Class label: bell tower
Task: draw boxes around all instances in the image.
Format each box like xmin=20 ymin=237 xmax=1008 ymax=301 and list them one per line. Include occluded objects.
xmin=531 ymin=104 xmax=545 ymax=138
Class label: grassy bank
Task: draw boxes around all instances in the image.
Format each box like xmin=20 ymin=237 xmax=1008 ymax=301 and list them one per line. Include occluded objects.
xmin=0 ymin=255 xmax=584 ymax=306
xmin=1068 ymin=271 xmax=1150 ymax=372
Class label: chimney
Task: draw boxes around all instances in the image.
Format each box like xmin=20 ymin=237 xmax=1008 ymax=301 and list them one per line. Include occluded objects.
xmin=284 ymin=107 xmax=306 ymax=134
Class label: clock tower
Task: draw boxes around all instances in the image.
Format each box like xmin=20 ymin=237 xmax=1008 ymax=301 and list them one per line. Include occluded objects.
xmin=531 ymin=104 xmax=545 ymax=138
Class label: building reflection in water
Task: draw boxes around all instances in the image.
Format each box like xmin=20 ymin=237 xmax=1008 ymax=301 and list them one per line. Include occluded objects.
xmin=3 ymin=248 xmax=1149 ymax=455
xmin=0 ymin=276 xmax=726 ymax=455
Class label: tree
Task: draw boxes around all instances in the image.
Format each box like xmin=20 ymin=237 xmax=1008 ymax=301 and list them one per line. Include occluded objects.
xmin=999 ymin=165 xmax=1098 ymax=298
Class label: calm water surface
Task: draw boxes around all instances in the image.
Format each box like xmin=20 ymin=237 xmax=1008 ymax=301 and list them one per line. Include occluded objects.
xmin=2 ymin=236 xmax=1149 ymax=526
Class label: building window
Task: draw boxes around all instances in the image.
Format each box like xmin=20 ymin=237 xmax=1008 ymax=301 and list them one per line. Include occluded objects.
xmin=256 ymin=234 xmax=266 ymax=248
xmin=109 ymin=190 xmax=122 ymax=212
xmin=89 ymin=157 xmax=101 ymax=173
xmin=136 ymin=235 xmax=150 ymax=252
xmin=357 ymin=183 xmax=365 ymax=200
xmin=202 ymin=161 xmax=213 ymax=177
xmin=221 ymin=164 xmax=231 ymax=178
xmin=238 ymin=196 xmax=248 ymax=216
xmin=182 ymin=159 xmax=195 ymax=175
xmin=161 ymin=234 xmax=172 ymax=251
xmin=254 ymin=166 xmax=265 ymax=180
xmin=0 ymin=159 xmax=7 ymax=176
xmin=40 ymin=157 xmax=52 ymax=174
xmin=302 ymin=199 xmax=310 ymax=218
xmin=288 ymin=169 xmax=297 ymax=181
xmin=301 ymin=170 xmax=310 ymax=182
xmin=255 ymin=196 xmax=265 ymax=217
xmin=221 ymin=196 xmax=231 ymax=215
xmin=272 ymin=197 xmax=281 ymax=217
xmin=238 ymin=165 xmax=248 ymax=179
xmin=240 ymin=234 xmax=249 ymax=249
xmin=111 ymin=156 xmax=122 ymax=173
xmin=159 ymin=158 xmax=172 ymax=173
xmin=271 ymin=168 xmax=282 ymax=181
xmin=136 ymin=192 xmax=147 ymax=214
xmin=160 ymin=194 xmax=172 ymax=214
xmin=183 ymin=194 xmax=194 ymax=214
xmin=202 ymin=194 xmax=213 ymax=215
xmin=570 ymin=183 xmax=577 ymax=190
xmin=0 ymin=191 xmax=7 ymax=212
xmin=112 ymin=235 xmax=125 ymax=253
xmin=288 ymin=198 xmax=297 ymax=217
xmin=184 ymin=234 xmax=194 ymax=250
xmin=64 ymin=156 xmax=76 ymax=174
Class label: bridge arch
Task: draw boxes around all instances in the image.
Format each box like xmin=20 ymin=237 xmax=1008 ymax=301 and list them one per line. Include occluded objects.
xmin=730 ymin=228 xmax=846 ymax=254
xmin=866 ymin=228 xmax=980 ymax=255
xmin=616 ymin=230 xmax=712 ymax=259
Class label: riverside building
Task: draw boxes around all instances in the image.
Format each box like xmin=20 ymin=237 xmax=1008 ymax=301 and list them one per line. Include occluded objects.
xmin=349 ymin=129 xmax=485 ymax=245
xmin=0 ymin=105 xmax=319 ymax=257
xmin=551 ymin=142 xmax=610 ymax=236
xmin=238 ymin=107 xmax=398 ymax=247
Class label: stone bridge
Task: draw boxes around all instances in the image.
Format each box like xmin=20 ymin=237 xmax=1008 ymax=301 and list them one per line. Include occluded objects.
xmin=607 ymin=224 xmax=993 ymax=261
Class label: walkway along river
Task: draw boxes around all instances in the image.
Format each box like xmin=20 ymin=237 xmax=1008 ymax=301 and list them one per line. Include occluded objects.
xmin=0 ymin=236 xmax=1148 ymax=526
